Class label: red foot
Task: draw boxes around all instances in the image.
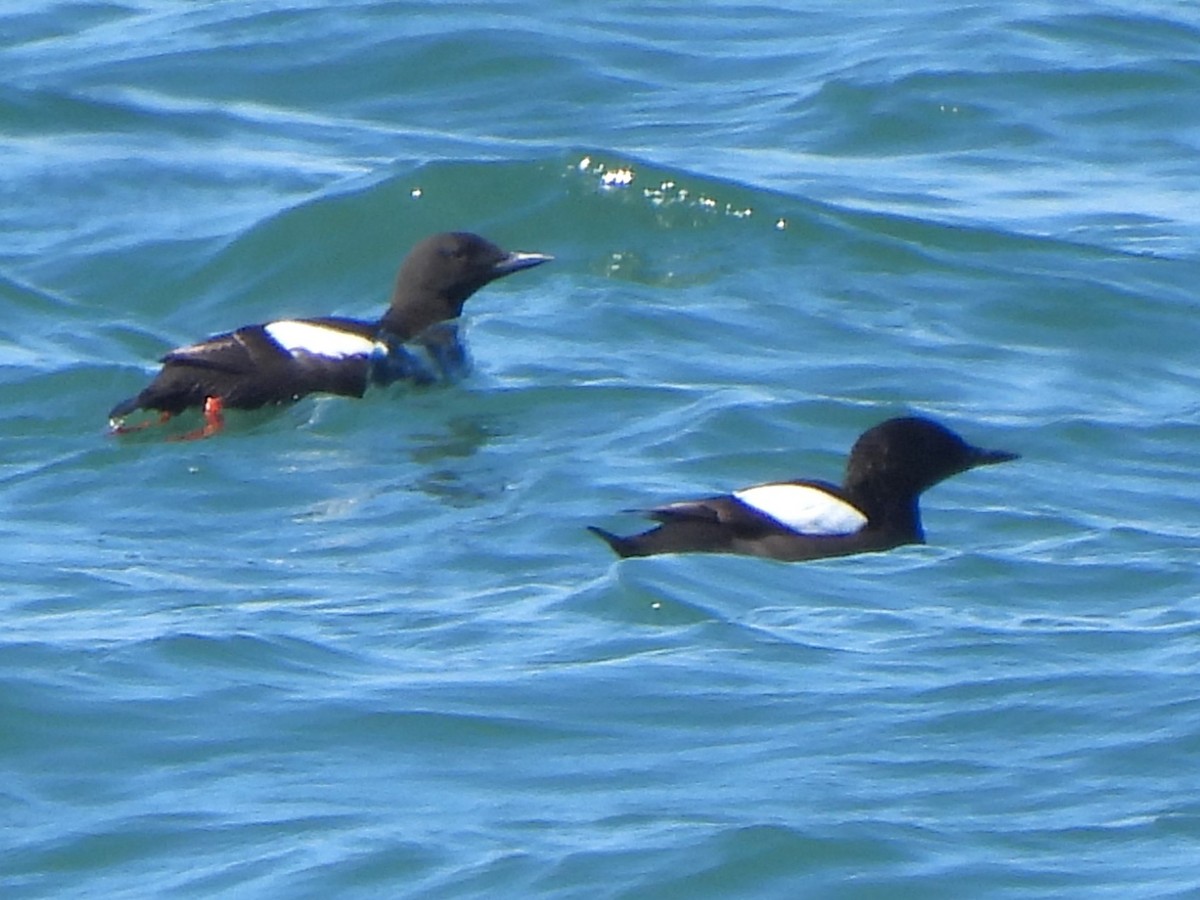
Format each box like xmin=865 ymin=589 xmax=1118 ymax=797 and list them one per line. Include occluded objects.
xmin=110 ymin=411 xmax=172 ymax=435
xmin=170 ymin=396 xmax=225 ymax=441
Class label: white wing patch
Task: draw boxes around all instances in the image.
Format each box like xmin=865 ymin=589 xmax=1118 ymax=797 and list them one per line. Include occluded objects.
xmin=734 ymin=483 xmax=867 ymax=536
xmin=264 ymin=320 xmax=379 ymax=359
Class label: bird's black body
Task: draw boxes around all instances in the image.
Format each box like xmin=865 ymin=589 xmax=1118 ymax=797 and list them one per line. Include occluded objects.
xmin=109 ymin=316 xmax=377 ymax=419
xmin=589 ymin=417 xmax=1018 ymax=562
xmin=109 ymin=232 xmax=550 ymax=433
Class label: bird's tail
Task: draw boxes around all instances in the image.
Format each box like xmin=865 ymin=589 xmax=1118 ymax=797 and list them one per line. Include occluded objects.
xmin=586 ymin=526 xmax=638 ymax=558
xmin=108 ymin=394 xmax=143 ymax=423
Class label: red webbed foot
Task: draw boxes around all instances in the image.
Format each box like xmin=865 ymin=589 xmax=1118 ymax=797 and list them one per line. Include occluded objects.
xmin=109 ymin=411 xmax=172 ymax=435
xmin=170 ymin=396 xmax=226 ymax=442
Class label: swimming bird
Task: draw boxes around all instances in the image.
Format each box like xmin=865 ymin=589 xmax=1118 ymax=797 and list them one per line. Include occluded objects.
xmin=108 ymin=231 xmax=551 ymax=439
xmin=588 ymin=416 xmax=1018 ymax=562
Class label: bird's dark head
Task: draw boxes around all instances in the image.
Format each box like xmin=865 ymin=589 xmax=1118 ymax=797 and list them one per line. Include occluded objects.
xmin=382 ymin=232 xmax=551 ymax=338
xmin=845 ymin=415 xmax=1019 ymax=498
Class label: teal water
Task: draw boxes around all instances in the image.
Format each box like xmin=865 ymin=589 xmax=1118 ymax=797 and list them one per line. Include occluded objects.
xmin=3 ymin=2 xmax=1199 ymax=897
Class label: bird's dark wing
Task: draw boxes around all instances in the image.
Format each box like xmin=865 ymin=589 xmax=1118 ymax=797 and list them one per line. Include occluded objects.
xmin=643 ymin=479 xmax=866 ymax=538
xmin=160 ymin=327 xmax=285 ymax=376
xmin=641 ymin=494 xmax=779 ymax=533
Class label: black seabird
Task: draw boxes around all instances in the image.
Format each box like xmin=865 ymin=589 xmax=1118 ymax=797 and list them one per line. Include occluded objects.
xmin=588 ymin=416 xmax=1018 ymax=562
xmin=108 ymin=231 xmax=551 ymax=439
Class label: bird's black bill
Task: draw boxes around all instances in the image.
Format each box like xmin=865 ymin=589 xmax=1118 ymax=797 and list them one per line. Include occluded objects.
xmin=969 ymin=446 xmax=1020 ymax=467
xmin=493 ymin=251 xmax=553 ymax=276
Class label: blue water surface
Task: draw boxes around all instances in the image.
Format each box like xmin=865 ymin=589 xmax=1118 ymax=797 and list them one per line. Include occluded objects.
xmin=2 ymin=2 xmax=1199 ymax=897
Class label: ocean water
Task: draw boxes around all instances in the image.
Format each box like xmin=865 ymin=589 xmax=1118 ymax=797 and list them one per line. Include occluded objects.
xmin=2 ymin=1 xmax=1199 ymax=897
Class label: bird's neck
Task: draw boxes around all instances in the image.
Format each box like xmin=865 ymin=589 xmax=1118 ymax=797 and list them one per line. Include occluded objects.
xmin=378 ymin=307 xmax=419 ymax=341
xmin=846 ymin=478 xmax=925 ymax=542
xmin=380 ymin=288 xmax=455 ymax=340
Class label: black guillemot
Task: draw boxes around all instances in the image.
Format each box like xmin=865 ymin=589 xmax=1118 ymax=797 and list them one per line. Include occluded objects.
xmin=588 ymin=416 xmax=1018 ymax=562
xmin=108 ymin=231 xmax=551 ymax=439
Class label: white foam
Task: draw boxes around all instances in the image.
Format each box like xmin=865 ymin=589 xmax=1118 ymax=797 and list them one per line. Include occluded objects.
xmin=264 ymin=320 xmax=378 ymax=359
xmin=734 ymin=483 xmax=867 ymax=536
